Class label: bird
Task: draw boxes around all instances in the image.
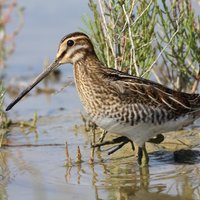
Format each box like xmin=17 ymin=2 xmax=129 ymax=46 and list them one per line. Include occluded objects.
xmin=6 ymin=32 xmax=200 ymax=166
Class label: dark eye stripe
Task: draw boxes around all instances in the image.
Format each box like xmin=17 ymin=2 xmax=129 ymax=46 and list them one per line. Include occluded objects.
xmin=58 ymin=50 xmax=67 ymax=60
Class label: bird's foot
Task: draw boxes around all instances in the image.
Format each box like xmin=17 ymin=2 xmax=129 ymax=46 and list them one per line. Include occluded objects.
xmin=92 ymin=136 xmax=135 ymax=155
xmin=97 ymin=130 xmax=107 ymax=144
xmin=148 ymin=134 xmax=164 ymax=144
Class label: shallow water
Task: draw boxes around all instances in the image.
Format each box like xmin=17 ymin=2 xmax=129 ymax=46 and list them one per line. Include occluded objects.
xmin=2 ymin=108 xmax=200 ymax=200
xmin=1 ymin=1 xmax=200 ymax=200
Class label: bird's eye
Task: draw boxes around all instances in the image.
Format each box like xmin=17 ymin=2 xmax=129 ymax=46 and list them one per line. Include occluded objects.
xmin=67 ymin=40 xmax=74 ymax=47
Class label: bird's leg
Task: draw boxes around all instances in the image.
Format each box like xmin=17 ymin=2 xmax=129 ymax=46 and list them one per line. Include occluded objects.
xmin=94 ymin=136 xmax=129 ymax=147
xmin=136 ymin=134 xmax=163 ymax=166
xmin=107 ymin=138 xmax=134 ymax=155
xmin=92 ymin=132 xmax=163 ymax=159
xmin=148 ymin=134 xmax=164 ymax=144
xmin=97 ymin=130 xmax=108 ymax=150
xmin=138 ymin=144 xmax=149 ymax=167
xmin=94 ymin=133 xmax=163 ymax=154
xmin=98 ymin=130 xmax=107 ymax=143
xmin=89 ymin=123 xmax=97 ymax=164
xmin=93 ymin=135 xmax=135 ymax=155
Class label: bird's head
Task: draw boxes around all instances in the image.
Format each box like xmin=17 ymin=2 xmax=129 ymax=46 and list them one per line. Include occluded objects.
xmin=56 ymin=32 xmax=95 ymax=64
xmin=6 ymin=32 xmax=95 ymax=111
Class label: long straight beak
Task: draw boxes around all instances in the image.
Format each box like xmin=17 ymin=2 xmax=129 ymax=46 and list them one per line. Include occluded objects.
xmin=6 ymin=59 xmax=60 ymax=111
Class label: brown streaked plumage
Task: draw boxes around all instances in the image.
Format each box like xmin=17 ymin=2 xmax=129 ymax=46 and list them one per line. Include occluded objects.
xmin=6 ymin=32 xmax=200 ymax=166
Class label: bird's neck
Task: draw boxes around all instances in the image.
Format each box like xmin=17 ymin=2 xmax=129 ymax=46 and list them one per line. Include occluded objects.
xmin=73 ymin=53 xmax=104 ymax=112
xmin=74 ymin=53 xmax=103 ymax=76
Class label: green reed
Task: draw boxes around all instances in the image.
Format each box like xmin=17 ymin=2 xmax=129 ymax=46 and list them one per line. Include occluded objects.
xmin=82 ymin=0 xmax=200 ymax=92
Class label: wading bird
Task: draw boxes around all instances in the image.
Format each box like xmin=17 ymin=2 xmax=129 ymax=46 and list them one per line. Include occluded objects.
xmin=6 ymin=32 xmax=200 ymax=166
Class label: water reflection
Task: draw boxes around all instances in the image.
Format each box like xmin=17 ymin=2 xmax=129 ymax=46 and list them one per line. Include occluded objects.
xmin=0 ymin=146 xmax=47 ymax=200
xmin=64 ymin=148 xmax=200 ymax=200
xmin=0 ymin=115 xmax=200 ymax=200
xmin=0 ymin=151 xmax=9 ymax=200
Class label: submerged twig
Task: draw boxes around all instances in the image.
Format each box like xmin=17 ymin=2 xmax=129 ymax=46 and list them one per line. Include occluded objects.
xmin=76 ymin=146 xmax=83 ymax=163
xmin=65 ymin=142 xmax=73 ymax=167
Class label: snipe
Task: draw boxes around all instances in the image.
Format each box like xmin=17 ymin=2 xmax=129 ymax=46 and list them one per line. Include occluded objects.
xmin=6 ymin=32 xmax=200 ymax=166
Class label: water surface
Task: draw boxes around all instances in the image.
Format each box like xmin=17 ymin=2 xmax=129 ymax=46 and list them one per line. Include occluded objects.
xmin=1 ymin=1 xmax=200 ymax=200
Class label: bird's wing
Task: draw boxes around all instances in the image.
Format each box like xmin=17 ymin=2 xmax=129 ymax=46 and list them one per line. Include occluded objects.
xmin=102 ymin=68 xmax=200 ymax=115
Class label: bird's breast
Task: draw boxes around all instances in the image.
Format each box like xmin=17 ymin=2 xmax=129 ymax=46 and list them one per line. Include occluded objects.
xmin=74 ymin=70 xmax=119 ymax=117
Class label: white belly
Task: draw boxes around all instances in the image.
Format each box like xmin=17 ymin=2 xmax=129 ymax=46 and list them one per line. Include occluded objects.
xmin=93 ymin=115 xmax=194 ymax=147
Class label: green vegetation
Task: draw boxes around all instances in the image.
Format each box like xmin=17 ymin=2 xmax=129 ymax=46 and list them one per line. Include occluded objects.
xmin=0 ymin=82 xmax=11 ymax=129
xmin=19 ymin=112 xmax=38 ymax=129
xmin=0 ymin=81 xmax=38 ymax=147
xmin=82 ymin=0 xmax=200 ymax=92
xmin=0 ymin=81 xmax=11 ymax=147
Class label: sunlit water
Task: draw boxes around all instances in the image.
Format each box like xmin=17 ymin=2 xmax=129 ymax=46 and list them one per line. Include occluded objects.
xmin=1 ymin=1 xmax=200 ymax=200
